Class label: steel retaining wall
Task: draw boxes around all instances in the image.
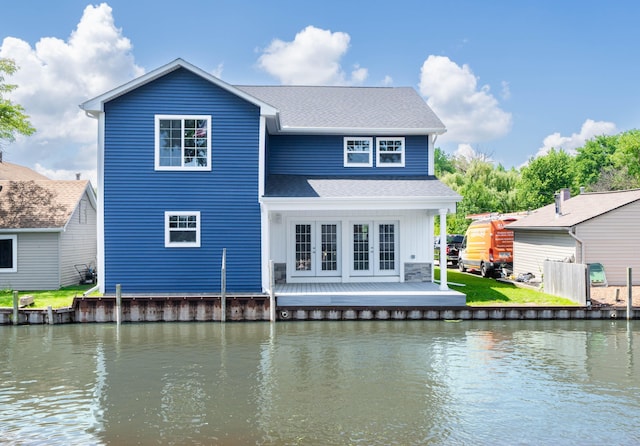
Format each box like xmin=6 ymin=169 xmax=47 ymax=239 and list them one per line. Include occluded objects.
xmin=0 ymin=296 xmax=638 ymax=324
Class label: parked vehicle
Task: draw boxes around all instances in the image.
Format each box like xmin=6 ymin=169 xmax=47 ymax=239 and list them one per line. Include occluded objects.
xmin=434 ymin=234 xmax=464 ymax=266
xmin=458 ymin=217 xmax=517 ymax=278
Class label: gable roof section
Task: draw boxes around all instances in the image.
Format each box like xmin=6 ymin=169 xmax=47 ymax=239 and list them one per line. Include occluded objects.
xmin=80 ymin=58 xmax=277 ymax=117
xmin=81 ymin=58 xmax=444 ymax=136
xmin=0 ymin=161 xmax=49 ymax=180
xmin=508 ymin=189 xmax=640 ymax=230
xmin=237 ymin=85 xmax=445 ymax=135
xmin=0 ymin=180 xmax=96 ymax=231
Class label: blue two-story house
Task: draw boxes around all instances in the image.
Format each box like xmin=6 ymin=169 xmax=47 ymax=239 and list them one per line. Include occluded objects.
xmin=81 ymin=59 xmax=462 ymax=303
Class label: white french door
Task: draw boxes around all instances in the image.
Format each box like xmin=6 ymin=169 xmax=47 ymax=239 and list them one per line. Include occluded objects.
xmin=292 ymin=222 xmax=341 ymax=277
xmin=351 ymin=221 xmax=398 ymax=276
xmin=289 ymin=219 xmax=398 ymax=281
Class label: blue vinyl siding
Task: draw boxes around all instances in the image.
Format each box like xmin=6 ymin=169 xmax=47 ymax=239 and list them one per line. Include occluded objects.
xmin=267 ymin=134 xmax=429 ymax=176
xmin=103 ymin=68 xmax=261 ymax=293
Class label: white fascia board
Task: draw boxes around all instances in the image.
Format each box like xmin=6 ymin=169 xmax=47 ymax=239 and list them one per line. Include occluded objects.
xmin=80 ymin=58 xmax=278 ymax=117
xmin=276 ymin=126 xmax=447 ymax=136
xmin=261 ymin=196 xmax=459 ymax=212
xmin=510 ymin=226 xmax=573 ymax=232
xmin=0 ymin=228 xmax=63 ymax=233
xmin=84 ymin=182 xmax=98 ymax=209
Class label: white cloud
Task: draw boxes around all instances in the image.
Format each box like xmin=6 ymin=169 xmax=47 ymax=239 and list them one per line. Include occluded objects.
xmin=534 ymin=119 xmax=618 ymax=158
xmin=454 ymin=143 xmax=494 ymax=163
xmin=418 ymin=55 xmax=512 ymax=143
xmin=211 ymin=63 xmax=224 ymax=79
xmin=257 ymin=25 xmax=366 ymax=85
xmin=500 ymin=81 xmax=511 ymax=100
xmin=0 ymin=3 xmax=143 ymax=181
xmin=35 ymin=162 xmax=97 ymax=186
xmin=350 ymin=64 xmax=368 ymax=84
xmin=454 ymin=143 xmax=476 ymax=161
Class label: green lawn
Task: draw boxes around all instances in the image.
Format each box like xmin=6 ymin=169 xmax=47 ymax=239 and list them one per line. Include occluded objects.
xmin=0 ymin=285 xmax=96 ymax=309
xmin=436 ymin=267 xmax=578 ymax=306
xmin=1 ymin=270 xmax=577 ymax=309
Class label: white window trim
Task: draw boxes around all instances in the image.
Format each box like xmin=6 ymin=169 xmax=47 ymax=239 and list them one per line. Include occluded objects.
xmin=165 ymin=211 xmax=201 ymax=248
xmin=343 ymin=137 xmax=373 ymax=167
xmin=0 ymin=235 xmax=17 ymax=273
xmin=155 ymin=115 xmax=212 ymax=171
xmin=376 ymin=137 xmax=405 ymax=167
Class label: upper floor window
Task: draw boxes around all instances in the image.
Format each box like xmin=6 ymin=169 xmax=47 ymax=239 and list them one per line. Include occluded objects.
xmin=377 ymin=137 xmax=405 ymax=167
xmin=0 ymin=235 xmax=17 ymax=272
xmin=165 ymin=211 xmax=201 ymax=248
xmin=344 ymin=137 xmax=373 ymax=167
xmin=155 ymin=115 xmax=211 ymax=171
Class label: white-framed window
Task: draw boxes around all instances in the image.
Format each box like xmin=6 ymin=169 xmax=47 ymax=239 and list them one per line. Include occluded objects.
xmin=155 ymin=115 xmax=211 ymax=171
xmin=165 ymin=211 xmax=201 ymax=248
xmin=376 ymin=137 xmax=405 ymax=167
xmin=0 ymin=235 xmax=17 ymax=273
xmin=344 ymin=137 xmax=373 ymax=167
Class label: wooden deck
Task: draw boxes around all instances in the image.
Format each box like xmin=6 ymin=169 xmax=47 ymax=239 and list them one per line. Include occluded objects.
xmin=275 ymin=282 xmax=466 ymax=307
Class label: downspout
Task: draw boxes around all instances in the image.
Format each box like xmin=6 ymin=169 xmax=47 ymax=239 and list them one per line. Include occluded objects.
xmin=428 ymin=134 xmax=436 ymax=176
xmin=568 ymin=227 xmax=585 ymax=263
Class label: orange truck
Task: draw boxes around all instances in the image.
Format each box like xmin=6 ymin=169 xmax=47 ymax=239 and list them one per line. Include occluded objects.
xmin=458 ymin=217 xmax=517 ymax=278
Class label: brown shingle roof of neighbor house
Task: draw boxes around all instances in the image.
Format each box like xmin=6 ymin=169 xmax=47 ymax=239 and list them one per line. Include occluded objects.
xmin=0 ymin=179 xmax=93 ymax=230
xmin=0 ymin=161 xmax=50 ymax=181
xmin=508 ymin=188 xmax=640 ymax=230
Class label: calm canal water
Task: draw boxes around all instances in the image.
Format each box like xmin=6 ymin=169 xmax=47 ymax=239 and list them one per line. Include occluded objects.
xmin=1 ymin=320 xmax=639 ymax=445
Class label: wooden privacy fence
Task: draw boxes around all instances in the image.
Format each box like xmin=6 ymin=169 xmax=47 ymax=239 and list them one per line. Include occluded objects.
xmin=543 ymin=260 xmax=589 ymax=306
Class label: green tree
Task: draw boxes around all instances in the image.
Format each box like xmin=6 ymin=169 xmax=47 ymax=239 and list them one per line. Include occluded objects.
xmin=572 ymin=130 xmax=640 ymax=192
xmin=588 ymin=165 xmax=640 ymax=191
xmin=438 ymin=159 xmax=521 ymax=234
xmin=434 ymin=147 xmax=455 ymax=177
xmin=0 ymin=58 xmax=36 ymax=153
xmin=573 ymin=134 xmax=618 ymax=189
xmin=610 ymin=129 xmax=640 ymax=179
xmin=517 ymin=149 xmax=574 ymax=209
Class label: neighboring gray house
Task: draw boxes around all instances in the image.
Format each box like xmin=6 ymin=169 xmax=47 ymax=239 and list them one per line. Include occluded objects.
xmin=508 ymin=188 xmax=640 ymax=286
xmin=0 ymin=170 xmax=97 ymax=290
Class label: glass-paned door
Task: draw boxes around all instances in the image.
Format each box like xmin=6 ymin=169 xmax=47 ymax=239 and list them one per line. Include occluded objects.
xmin=352 ymin=223 xmax=371 ymax=275
xmin=320 ymin=223 xmax=339 ymax=273
xmin=376 ymin=222 xmax=398 ymax=275
xmin=294 ymin=224 xmax=313 ymax=273
xmin=292 ymin=222 xmax=341 ymax=277
xmin=351 ymin=221 xmax=398 ymax=276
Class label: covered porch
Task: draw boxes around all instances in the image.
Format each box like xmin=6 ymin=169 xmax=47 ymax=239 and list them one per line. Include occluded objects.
xmin=275 ymin=281 xmax=466 ymax=307
xmin=261 ymin=174 xmax=463 ymax=292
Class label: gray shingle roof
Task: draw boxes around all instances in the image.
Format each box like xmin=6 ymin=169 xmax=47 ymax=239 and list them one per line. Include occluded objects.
xmin=236 ymin=85 xmax=445 ymax=133
xmin=265 ymin=175 xmax=460 ymax=199
xmin=508 ymin=189 xmax=640 ymax=229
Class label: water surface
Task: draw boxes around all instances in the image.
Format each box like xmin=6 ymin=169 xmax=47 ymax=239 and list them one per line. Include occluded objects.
xmin=1 ymin=320 xmax=639 ymax=445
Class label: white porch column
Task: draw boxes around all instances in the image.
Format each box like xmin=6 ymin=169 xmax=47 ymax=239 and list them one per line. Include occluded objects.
xmin=439 ymin=208 xmax=448 ymax=291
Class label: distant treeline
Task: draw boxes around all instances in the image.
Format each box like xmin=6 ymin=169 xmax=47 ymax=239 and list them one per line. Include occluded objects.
xmin=435 ymin=129 xmax=640 ymax=234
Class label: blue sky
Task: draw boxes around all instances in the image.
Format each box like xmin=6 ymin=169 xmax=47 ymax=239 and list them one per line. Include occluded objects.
xmin=1 ymin=1 xmax=638 ymax=184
